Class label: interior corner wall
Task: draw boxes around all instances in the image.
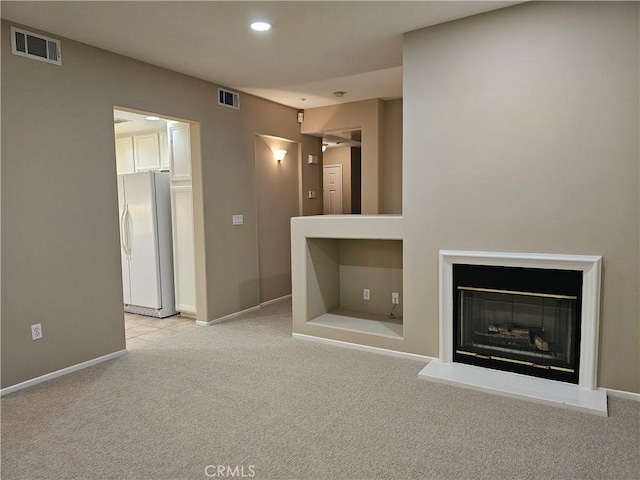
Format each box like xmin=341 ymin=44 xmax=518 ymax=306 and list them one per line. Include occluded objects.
xmin=403 ymin=2 xmax=639 ymax=392
xmin=0 ymin=20 xmax=301 ymax=388
xmin=323 ymin=147 xmax=352 ymax=214
xmin=383 ymin=99 xmax=402 ymax=214
xmin=301 ymin=99 xmax=384 ymax=214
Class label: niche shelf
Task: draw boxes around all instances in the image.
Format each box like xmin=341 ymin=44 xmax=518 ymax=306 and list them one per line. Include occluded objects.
xmin=305 ymin=238 xmax=403 ymax=340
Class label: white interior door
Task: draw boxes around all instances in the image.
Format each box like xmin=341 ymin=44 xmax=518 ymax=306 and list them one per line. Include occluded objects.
xmin=124 ymin=172 xmax=162 ymax=308
xmin=323 ymin=165 xmax=343 ymax=214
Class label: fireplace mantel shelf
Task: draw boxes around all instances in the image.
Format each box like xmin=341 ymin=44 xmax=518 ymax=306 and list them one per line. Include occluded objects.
xmin=419 ymin=361 xmax=608 ymax=416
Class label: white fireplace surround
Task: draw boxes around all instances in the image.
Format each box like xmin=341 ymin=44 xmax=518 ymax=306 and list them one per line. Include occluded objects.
xmin=419 ymin=250 xmax=607 ymax=415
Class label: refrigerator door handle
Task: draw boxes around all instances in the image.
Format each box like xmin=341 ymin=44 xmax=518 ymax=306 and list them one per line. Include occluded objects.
xmin=121 ymin=204 xmax=132 ymax=260
xmin=120 ymin=206 xmax=127 ymax=256
xmin=125 ymin=206 xmax=133 ymax=260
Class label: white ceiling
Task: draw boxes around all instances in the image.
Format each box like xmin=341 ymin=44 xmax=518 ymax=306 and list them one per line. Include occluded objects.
xmin=113 ymin=109 xmax=169 ymax=135
xmin=1 ymin=1 xmax=522 ymax=109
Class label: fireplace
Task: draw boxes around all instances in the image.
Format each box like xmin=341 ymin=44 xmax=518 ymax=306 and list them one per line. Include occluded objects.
xmin=453 ymin=264 xmax=582 ymax=384
xmin=418 ymin=250 xmax=607 ymax=415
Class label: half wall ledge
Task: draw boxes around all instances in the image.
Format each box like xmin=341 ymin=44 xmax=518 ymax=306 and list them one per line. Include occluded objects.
xmin=291 ymin=215 xmax=411 ymax=354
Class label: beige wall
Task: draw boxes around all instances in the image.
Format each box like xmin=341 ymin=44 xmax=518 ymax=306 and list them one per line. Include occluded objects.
xmin=302 ymin=100 xmax=384 ymax=214
xmin=339 ymin=240 xmax=403 ymax=317
xmin=403 ymin=2 xmax=639 ymax=392
xmin=255 ymin=136 xmax=299 ymax=303
xmin=323 ymin=147 xmax=352 ymax=214
xmin=301 ymin=135 xmax=323 ymax=216
xmin=383 ymin=99 xmax=402 ymax=214
xmin=0 ymin=21 xmax=311 ymax=388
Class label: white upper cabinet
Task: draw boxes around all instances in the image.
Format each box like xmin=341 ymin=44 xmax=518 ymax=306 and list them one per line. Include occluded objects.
xmin=169 ymin=123 xmax=192 ymax=182
xmin=134 ymin=133 xmax=161 ymax=171
xmin=159 ymin=131 xmax=170 ymax=171
xmin=115 ymin=137 xmax=135 ymax=175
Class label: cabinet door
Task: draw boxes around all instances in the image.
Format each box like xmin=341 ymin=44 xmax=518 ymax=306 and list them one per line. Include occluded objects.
xmin=170 ymin=185 xmax=196 ymax=314
xmin=159 ymin=130 xmax=170 ymax=171
xmin=169 ymin=123 xmax=191 ymax=181
xmin=134 ymin=133 xmax=160 ymax=171
xmin=115 ymin=137 xmax=135 ymax=174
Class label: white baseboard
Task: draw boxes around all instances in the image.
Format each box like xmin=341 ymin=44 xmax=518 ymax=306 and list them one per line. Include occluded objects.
xmin=196 ymin=295 xmax=292 ymax=327
xmin=292 ymin=333 xmax=434 ymax=363
xmin=196 ymin=305 xmax=261 ymax=326
xmin=260 ymin=294 xmax=291 ymax=307
xmin=1 ymin=349 xmax=127 ymax=397
xmin=604 ymin=387 xmax=640 ymax=402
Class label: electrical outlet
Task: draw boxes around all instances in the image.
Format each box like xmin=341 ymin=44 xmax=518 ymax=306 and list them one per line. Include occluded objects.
xmin=31 ymin=323 xmax=43 ymax=340
xmin=392 ymin=292 xmax=400 ymax=304
xmin=363 ymin=288 xmax=370 ymax=300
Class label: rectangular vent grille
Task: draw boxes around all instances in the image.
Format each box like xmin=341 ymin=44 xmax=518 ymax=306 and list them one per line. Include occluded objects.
xmin=11 ymin=27 xmax=62 ymax=66
xmin=218 ymin=88 xmax=240 ymax=110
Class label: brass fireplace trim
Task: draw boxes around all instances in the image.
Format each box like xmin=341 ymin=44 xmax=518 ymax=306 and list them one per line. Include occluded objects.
xmin=457 ymin=286 xmax=578 ymax=301
xmin=456 ymin=350 xmax=575 ymax=373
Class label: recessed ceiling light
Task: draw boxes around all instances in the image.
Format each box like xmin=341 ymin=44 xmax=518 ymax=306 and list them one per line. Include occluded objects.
xmin=250 ymin=21 xmax=272 ymax=32
xmin=145 ymin=116 xmax=160 ymax=121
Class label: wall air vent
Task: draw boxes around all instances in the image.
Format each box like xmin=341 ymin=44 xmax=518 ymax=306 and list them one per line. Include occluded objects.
xmin=11 ymin=27 xmax=62 ymax=66
xmin=218 ymin=88 xmax=240 ymax=110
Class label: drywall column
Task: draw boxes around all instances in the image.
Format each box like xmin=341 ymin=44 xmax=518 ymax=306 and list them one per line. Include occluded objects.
xmin=301 ymin=135 xmax=323 ymax=215
xmin=383 ymin=99 xmax=402 ymax=214
xmin=301 ymin=100 xmax=384 ymax=214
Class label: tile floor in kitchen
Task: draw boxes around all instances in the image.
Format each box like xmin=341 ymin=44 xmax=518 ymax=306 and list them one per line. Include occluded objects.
xmin=125 ymin=313 xmax=197 ymax=349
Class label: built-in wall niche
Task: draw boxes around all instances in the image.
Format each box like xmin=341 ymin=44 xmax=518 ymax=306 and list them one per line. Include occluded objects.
xmin=306 ymin=238 xmax=403 ymax=339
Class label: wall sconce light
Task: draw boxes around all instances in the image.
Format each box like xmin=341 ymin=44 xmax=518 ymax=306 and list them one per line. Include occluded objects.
xmin=273 ymin=149 xmax=287 ymax=162
xmin=322 ymin=144 xmax=328 ymax=153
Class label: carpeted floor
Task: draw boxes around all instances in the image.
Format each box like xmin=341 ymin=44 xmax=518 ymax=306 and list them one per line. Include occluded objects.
xmin=2 ymin=300 xmax=639 ymax=480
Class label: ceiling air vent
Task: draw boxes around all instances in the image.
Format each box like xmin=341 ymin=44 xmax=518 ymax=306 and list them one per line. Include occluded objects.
xmin=218 ymin=88 xmax=240 ymax=110
xmin=11 ymin=27 xmax=62 ymax=66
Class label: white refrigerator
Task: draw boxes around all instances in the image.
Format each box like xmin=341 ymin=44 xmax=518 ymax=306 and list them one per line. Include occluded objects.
xmin=118 ymin=171 xmax=177 ymax=318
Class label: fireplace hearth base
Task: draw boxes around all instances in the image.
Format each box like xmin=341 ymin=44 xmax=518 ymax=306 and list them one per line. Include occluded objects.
xmin=418 ymin=360 xmax=608 ymax=416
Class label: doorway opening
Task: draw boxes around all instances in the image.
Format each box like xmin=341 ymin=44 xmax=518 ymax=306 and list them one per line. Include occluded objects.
xmin=113 ymin=107 xmax=199 ymax=349
xmin=322 ymin=130 xmax=362 ymax=215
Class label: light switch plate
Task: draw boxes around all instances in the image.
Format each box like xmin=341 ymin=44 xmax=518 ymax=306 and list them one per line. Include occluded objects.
xmin=308 ymin=191 xmax=316 ymax=199
xmin=232 ymin=214 xmax=244 ymax=225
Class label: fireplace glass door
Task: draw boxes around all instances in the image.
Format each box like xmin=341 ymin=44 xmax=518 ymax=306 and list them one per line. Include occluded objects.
xmin=453 ymin=265 xmax=582 ymax=383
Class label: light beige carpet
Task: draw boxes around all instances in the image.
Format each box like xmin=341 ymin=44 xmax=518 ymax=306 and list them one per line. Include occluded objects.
xmin=2 ymin=300 xmax=639 ymax=479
